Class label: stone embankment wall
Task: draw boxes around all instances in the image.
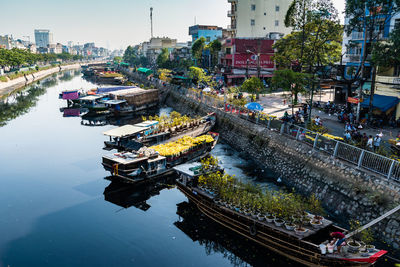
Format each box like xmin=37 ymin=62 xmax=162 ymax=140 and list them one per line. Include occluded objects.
xmin=164 ymin=89 xmax=400 ymax=251
xmin=0 ymin=62 xmax=90 ymax=97
xmin=121 ymin=68 xmax=400 ymax=251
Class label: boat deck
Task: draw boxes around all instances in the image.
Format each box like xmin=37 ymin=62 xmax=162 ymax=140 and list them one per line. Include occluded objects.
xmin=193 ymin=187 xmax=333 ymax=240
xmin=103 ymin=152 xmax=149 ymax=164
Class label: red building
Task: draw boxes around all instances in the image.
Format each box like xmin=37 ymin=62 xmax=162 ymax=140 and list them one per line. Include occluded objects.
xmin=220 ymin=38 xmax=275 ymax=85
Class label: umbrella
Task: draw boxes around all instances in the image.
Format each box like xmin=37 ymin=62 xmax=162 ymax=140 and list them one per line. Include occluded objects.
xmin=203 ymin=87 xmax=212 ymax=92
xmin=245 ymin=102 xmax=264 ymax=111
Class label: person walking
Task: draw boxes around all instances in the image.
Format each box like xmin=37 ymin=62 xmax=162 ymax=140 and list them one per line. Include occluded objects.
xmin=374 ymin=134 xmax=382 ymax=152
xmin=367 ymin=135 xmax=374 ymax=151
xmin=361 ymin=133 xmax=368 ymax=148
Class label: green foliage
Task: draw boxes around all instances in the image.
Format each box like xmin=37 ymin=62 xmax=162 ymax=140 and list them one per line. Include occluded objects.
xmin=271 ymin=69 xmax=309 ymax=104
xmin=113 ymin=56 xmax=122 ymax=63
xmin=205 ymin=39 xmax=222 ymax=68
xmin=188 ymin=66 xmax=212 ymax=86
xmin=241 ymin=77 xmax=264 ymax=97
xmin=276 ymin=0 xmax=342 ymax=72
xmin=372 ymin=27 xmax=400 ymax=68
xmin=349 ymin=220 xmax=374 ymax=244
xmin=0 ymin=76 xmax=7 ymax=82
xmin=191 ymin=37 xmax=206 ymax=63
xmin=156 ymin=48 xmax=170 ymax=67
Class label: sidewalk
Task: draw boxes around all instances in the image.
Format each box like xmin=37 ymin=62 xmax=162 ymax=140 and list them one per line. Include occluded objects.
xmin=257 ymin=92 xmax=398 ymax=142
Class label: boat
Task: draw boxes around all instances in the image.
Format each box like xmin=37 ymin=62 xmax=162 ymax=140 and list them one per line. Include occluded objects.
xmin=59 ymin=90 xmax=80 ymax=100
xmin=174 ymin=168 xmax=388 ymax=266
xmin=101 ymin=133 xmax=219 ymax=183
xmin=103 ymin=113 xmax=216 ymax=150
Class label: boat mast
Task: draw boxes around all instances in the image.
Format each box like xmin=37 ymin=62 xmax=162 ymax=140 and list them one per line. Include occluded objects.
xmin=346 ymin=204 xmax=400 ymax=239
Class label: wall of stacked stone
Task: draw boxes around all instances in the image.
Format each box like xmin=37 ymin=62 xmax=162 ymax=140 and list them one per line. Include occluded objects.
xmin=165 ymin=90 xmax=400 ymax=250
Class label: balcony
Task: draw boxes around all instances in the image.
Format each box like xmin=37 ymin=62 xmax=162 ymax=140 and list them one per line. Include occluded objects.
xmin=227 ymin=24 xmax=236 ymax=31
xmin=227 ymin=10 xmax=235 ymax=17
xmin=351 ymin=32 xmax=364 ymax=40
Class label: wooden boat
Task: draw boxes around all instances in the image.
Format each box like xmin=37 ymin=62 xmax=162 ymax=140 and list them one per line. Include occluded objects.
xmin=102 ymin=133 xmax=219 ymax=184
xmin=174 ymin=170 xmax=388 ymax=266
xmin=103 ymin=113 xmax=216 ymax=151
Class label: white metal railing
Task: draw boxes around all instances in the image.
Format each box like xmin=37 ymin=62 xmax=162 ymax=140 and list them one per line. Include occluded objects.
xmin=123 ymin=71 xmax=400 ymax=183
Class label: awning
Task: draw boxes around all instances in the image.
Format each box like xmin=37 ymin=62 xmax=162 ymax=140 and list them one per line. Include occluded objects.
xmin=97 ymin=86 xmax=137 ymax=94
xmin=135 ymin=120 xmax=159 ymax=127
xmin=363 ymin=82 xmax=371 ymax=90
xmin=173 ymin=76 xmax=190 ymax=80
xmin=103 ymin=125 xmax=148 ymax=138
xmin=137 ymin=68 xmax=153 ymax=76
xmin=361 ymin=94 xmax=399 ymax=112
xmin=80 ymin=95 xmax=103 ymax=101
xmin=102 ymin=100 xmax=127 ymax=105
xmin=120 ymin=62 xmax=130 ymax=66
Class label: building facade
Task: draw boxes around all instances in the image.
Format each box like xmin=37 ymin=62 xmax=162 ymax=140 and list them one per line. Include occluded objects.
xmin=189 ymin=25 xmax=223 ymax=43
xmin=34 ymin=29 xmax=53 ymax=48
xmin=220 ymin=38 xmax=275 ymax=85
xmin=0 ymin=35 xmax=13 ymax=49
xmin=228 ymin=0 xmax=292 ymax=38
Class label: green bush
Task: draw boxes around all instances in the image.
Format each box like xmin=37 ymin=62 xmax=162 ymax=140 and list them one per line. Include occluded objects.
xmin=0 ymin=76 xmax=8 ymax=82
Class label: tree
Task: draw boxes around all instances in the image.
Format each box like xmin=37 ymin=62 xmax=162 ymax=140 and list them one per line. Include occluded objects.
xmin=275 ymin=0 xmax=342 ymax=121
xmin=241 ymin=77 xmax=264 ymax=99
xmin=113 ymin=56 xmax=122 ymax=63
xmin=156 ymin=48 xmax=169 ymax=68
xmin=271 ymin=69 xmax=310 ymax=113
xmin=205 ymin=39 xmax=222 ymax=69
xmin=188 ymin=66 xmax=212 ymax=86
xmin=123 ymin=45 xmax=138 ymax=66
xmin=191 ymin=37 xmax=206 ymax=66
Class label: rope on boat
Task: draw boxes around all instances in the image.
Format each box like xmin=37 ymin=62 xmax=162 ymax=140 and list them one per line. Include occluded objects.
xmin=346 ymin=204 xmax=400 ymax=239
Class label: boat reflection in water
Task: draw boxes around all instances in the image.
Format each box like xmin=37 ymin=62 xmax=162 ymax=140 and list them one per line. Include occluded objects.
xmin=174 ymin=201 xmax=298 ymax=267
xmin=103 ymin=176 xmax=175 ymax=211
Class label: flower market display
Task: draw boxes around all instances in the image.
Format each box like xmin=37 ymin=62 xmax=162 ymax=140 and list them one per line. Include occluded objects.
xmin=150 ymin=135 xmax=214 ymax=157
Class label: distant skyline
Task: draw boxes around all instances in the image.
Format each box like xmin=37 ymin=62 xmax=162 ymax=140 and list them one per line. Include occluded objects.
xmin=1 ymin=0 xmax=345 ymax=50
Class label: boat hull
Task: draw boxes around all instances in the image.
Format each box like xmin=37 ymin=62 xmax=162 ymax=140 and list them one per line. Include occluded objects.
xmin=176 ymin=181 xmax=377 ymax=267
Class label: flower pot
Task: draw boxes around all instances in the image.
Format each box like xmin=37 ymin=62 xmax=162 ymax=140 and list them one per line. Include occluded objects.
xmin=251 ymin=213 xmax=258 ymax=219
xmin=285 ymin=223 xmax=296 ymax=231
xmin=310 ymin=220 xmax=323 ymax=229
xmin=274 ymin=219 xmax=285 ymax=227
xmin=257 ymin=214 xmax=264 ymax=221
xmin=245 ymin=210 xmax=251 ymax=216
xmin=366 ymin=245 xmax=375 ymax=253
xmin=347 ymin=241 xmax=361 ymax=254
xmin=295 ymin=227 xmax=308 ymax=236
xmin=265 ymin=215 xmax=275 ymax=223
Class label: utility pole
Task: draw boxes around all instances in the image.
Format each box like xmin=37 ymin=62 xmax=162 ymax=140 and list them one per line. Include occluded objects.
xmin=150 ymin=7 xmax=154 ymax=39
xmin=246 ymin=59 xmax=249 ymax=79
xmin=356 ymin=5 xmax=368 ymax=123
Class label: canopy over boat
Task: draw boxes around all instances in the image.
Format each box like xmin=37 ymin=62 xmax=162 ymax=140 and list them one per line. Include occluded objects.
xmin=80 ymin=95 xmax=104 ymax=101
xmin=109 ymin=88 xmax=151 ymax=97
xmin=135 ymin=120 xmax=159 ymax=127
xmin=173 ymin=163 xmax=202 ymax=178
xmin=102 ymin=99 xmax=127 ymax=105
xmin=103 ymin=125 xmax=149 ymax=138
xmin=96 ymin=86 xmax=137 ymax=94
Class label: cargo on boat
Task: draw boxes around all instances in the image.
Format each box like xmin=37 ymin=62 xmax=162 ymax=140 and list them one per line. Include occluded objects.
xmin=101 ymin=133 xmax=219 ymax=184
xmin=174 ymin=166 xmax=388 ymax=266
xmin=103 ymin=113 xmax=216 ymax=150
xmin=109 ymin=88 xmax=159 ymax=111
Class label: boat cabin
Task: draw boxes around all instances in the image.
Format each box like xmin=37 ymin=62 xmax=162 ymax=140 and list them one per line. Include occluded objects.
xmin=79 ymin=95 xmax=107 ymax=109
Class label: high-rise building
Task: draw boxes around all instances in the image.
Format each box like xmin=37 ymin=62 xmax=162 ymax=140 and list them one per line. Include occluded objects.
xmin=227 ymin=0 xmax=291 ymax=38
xmin=34 ymin=29 xmax=53 ymax=48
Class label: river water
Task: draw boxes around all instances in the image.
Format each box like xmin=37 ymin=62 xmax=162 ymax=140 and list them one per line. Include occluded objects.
xmin=0 ymin=71 xmax=333 ymax=266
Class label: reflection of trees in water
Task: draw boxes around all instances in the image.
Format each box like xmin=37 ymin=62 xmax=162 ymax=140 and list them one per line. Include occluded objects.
xmin=0 ymin=77 xmax=57 ymax=127
xmin=59 ymin=69 xmax=80 ymax=82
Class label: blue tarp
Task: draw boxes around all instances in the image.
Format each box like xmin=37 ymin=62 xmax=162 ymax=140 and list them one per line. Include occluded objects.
xmin=361 ymin=94 xmax=399 ymax=112
xmin=245 ymin=102 xmax=264 ymax=111
xmin=96 ymin=86 xmax=137 ymax=94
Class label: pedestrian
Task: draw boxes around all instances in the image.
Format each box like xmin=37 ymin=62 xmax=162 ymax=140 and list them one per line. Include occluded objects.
xmin=361 ymin=133 xmax=368 ymax=148
xmin=315 ymin=116 xmax=321 ymax=126
xmin=374 ymin=134 xmax=382 ymax=152
xmin=344 ymin=131 xmax=351 ymax=142
xmin=367 ymin=135 xmax=374 ymax=151
xmin=329 ymin=231 xmax=346 ymax=254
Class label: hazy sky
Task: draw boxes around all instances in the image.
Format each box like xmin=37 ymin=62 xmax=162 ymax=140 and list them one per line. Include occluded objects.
xmin=1 ymin=0 xmax=345 ymax=50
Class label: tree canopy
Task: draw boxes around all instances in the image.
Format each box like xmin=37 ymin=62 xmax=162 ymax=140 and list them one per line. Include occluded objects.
xmin=188 ymin=66 xmax=212 ymax=86
xmin=156 ymin=48 xmax=170 ymax=68
xmin=241 ymin=77 xmax=264 ymax=97
xmin=191 ymin=37 xmax=206 ymax=64
xmin=271 ymin=69 xmax=310 ymax=104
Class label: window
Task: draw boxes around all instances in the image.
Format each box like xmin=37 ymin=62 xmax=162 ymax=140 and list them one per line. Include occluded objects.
xmin=264 ymin=12 xmax=267 ymax=15
xmin=251 ymin=4 xmax=256 ymax=11
xmin=226 ymin=48 xmax=231 ymax=54
xmin=251 ymin=19 xmax=255 ymax=26
xmin=395 ymin=19 xmax=400 ymax=29
xmin=263 ymin=27 xmax=266 ymax=30
xmin=206 ymin=36 xmax=211 ymax=42
xmin=275 ymin=20 xmax=279 ymax=26
xmin=275 ymin=5 xmax=280 ymax=12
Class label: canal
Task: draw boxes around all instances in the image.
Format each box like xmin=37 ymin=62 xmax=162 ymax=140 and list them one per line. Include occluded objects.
xmin=0 ymin=71 xmax=317 ymax=266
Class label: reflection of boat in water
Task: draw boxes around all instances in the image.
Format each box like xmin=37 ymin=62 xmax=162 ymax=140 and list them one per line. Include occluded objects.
xmin=59 ymin=107 xmax=89 ymax=117
xmin=103 ymin=113 xmax=216 ymax=150
xmin=174 ymin=171 xmax=388 ymax=266
xmin=103 ymin=177 xmax=174 ymax=211
xmin=102 ymin=133 xmax=219 ymax=184
xmin=174 ymin=201 xmax=296 ymax=267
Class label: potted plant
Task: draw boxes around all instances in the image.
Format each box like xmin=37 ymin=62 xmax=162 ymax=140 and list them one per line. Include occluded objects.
xmin=347 ymin=240 xmax=361 ymax=253
xmin=274 ymin=218 xmax=285 ymax=227
xmin=308 ymin=194 xmax=326 ymax=223
xmin=294 ymin=227 xmax=308 ymax=236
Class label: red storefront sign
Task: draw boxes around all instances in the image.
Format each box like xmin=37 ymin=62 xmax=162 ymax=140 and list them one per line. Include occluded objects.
xmin=233 ymin=54 xmax=274 ymax=69
xmin=347 ymin=97 xmax=359 ymax=104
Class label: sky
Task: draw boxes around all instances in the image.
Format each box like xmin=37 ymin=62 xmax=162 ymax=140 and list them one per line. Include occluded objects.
xmin=1 ymin=0 xmax=345 ymax=50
